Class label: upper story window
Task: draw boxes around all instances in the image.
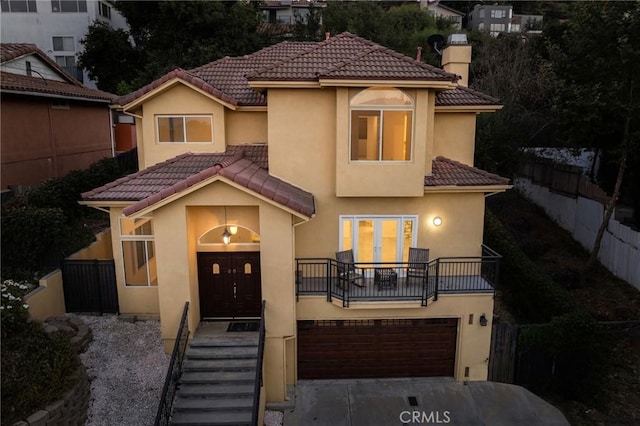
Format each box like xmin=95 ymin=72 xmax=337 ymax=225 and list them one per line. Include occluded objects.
xmin=52 ymin=36 xmax=83 ymax=81
xmin=156 ymin=115 xmax=213 ymax=144
xmin=98 ymin=1 xmax=110 ymax=19
xmin=51 ymin=0 xmax=87 ymax=13
xmin=490 ymin=9 xmax=507 ymax=19
xmin=1 ymin=0 xmax=37 ymax=12
xmin=350 ymin=88 xmax=413 ymax=162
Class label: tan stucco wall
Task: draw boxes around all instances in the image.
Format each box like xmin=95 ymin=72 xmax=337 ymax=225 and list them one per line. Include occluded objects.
xmin=27 ymin=269 xmax=66 ymax=321
xmin=109 ymin=207 xmax=160 ymax=315
xmin=294 ymin=192 xmax=485 ymax=260
xmin=296 ymin=293 xmax=494 ymax=381
xmin=225 ymin=110 xmax=267 ymax=144
xmin=433 ymin=112 xmax=477 ymax=166
xmin=67 ymin=229 xmax=113 ymax=260
xmin=136 ymin=84 xmax=227 ymax=169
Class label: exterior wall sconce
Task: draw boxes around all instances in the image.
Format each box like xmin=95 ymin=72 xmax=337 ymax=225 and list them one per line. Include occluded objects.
xmin=221 ymin=206 xmax=232 ymax=245
xmin=433 ymin=216 xmax=443 ymax=226
xmin=479 ymin=313 xmax=488 ymax=326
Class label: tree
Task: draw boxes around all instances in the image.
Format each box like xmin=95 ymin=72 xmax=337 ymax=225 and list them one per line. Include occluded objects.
xmin=545 ymin=1 xmax=640 ymax=279
xmin=78 ymin=22 xmax=141 ymax=94
xmin=80 ymin=1 xmax=265 ymax=93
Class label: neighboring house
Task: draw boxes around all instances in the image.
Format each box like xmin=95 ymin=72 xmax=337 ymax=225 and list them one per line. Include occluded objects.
xmin=467 ymin=4 xmax=542 ymax=37
xmin=0 ymin=43 xmax=115 ymax=191
xmin=259 ymin=0 xmax=325 ymax=25
xmin=420 ymin=0 xmax=464 ymax=29
xmin=0 ymin=0 xmax=129 ymax=88
xmin=81 ymin=33 xmax=510 ymax=403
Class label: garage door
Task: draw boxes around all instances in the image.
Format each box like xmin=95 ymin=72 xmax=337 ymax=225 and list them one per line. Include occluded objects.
xmin=297 ymin=318 xmax=458 ymax=379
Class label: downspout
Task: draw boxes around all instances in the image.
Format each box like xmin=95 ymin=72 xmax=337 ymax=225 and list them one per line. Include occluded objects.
xmin=109 ymin=106 xmax=116 ymax=157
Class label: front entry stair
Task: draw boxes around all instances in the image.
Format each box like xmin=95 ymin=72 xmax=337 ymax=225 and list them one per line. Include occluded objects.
xmin=170 ymin=325 xmax=259 ymax=426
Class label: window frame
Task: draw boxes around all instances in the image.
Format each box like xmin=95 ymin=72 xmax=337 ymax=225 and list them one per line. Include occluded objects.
xmin=1 ymin=0 xmax=38 ymax=12
xmin=119 ymin=217 xmax=157 ymax=287
xmin=98 ymin=1 xmax=110 ymax=19
xmin=349 ymin=88 xmax=414 ymax=163
xmin=339 ymin=215 xmax=418 ymax=265
xmin=51 ymin=0 xmax=87 ymax=13
xmin=155 ymin=115 xmax=214 ymax=144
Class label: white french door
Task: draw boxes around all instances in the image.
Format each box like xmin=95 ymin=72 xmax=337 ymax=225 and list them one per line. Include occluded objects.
xmin=340 ymin=216 xmax=417 ymax=264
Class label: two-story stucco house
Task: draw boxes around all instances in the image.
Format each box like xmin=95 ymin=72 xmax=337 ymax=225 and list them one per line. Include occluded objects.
xmin=81 ymin=33 xmax=510 ymax=407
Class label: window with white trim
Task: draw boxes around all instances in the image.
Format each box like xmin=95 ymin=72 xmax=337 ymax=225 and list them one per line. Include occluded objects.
xmin=98 ymin=1 xmax=110 ymax=19
xmin=340 ymin=215 xmax=417 ymax=264
xmin=350 ymin=88 xmax=413 ymax=162
xmin=120 ymin=217 xmax=157 ymax=287
xmin=1 ymin=0 xmax=38 ymax=12
xmin=51 ymin=0 xmax=87 ymax=13
xmin=490 ymin=9 xmax=507 ymax=19
xmin=156 ymin=115 xmax=213 ymax=144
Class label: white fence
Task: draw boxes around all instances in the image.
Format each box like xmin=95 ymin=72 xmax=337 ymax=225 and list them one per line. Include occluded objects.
xmin=515 ymin=177 xmax=640 ymax=290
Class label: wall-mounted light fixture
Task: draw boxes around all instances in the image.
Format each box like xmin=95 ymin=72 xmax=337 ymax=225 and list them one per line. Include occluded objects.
xmin=479 ymin=313 xmax=488 ymax=327
xmin=433 ymin=216 xmax=443 ymax=227
xmin=221 ymin=207 xmax=231 ymax=245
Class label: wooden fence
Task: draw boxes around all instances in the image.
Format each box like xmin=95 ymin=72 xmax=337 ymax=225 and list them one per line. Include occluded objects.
xmin=61 ymin=259 xmax=119 ymax=314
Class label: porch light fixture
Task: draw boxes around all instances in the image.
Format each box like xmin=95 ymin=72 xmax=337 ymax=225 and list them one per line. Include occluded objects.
xmin=479 ymin=313 xmax=488 ymax=327
xmin=433 ymin=216 xmax=443 ymax=227
xmin=221 ymin=207 xmax=231 ymax=245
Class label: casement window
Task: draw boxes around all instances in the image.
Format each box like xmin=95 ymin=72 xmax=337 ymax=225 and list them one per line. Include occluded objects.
xmin=1 ymin=0 xmax=37 ymax=12
xmin=340 ymin=216 xmax=418 ymax=264
xmin=350 ymin=88 xmax=413 ymax=162
xmin=51 ymin=0 xmax=87 ymax=13
xmin=156 ymin=115 xmax=213 ymax=144
xmin=120 ymin=217 xmax=157 ymax=287
xmin=98 ymin=1 xmax=110 ymax=19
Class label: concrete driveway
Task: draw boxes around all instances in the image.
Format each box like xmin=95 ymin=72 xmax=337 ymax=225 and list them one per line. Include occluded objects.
xmin=283 ymin=378 xmax=569 ymax=426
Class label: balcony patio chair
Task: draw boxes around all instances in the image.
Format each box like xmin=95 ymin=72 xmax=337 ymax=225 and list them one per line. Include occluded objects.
xmin=407 ymin=247 xmax=429 ymax=285
xmin=335 ymin=249 xmax=365 ymax=288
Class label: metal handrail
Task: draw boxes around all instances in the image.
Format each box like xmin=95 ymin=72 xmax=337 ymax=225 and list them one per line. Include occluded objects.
xmin=154 ymin=301 xmax=190 ymax=426
xmin=251 ymin=300 xmax=266 ymax=426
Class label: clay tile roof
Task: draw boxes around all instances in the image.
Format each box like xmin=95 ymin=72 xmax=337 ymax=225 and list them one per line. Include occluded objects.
xmin=248 ymin=32 xmax=456 ymax=82
xmin=1 ymin=43 xmax=116 ymax=102
xmin=118 ymin=67 xmax=237 ymax=106
xmin=435 ymin=85 xmax=500 ymax=106
xmin=425 ymin=157 xmax=510 ymax=187
xmin=82 ymin=144 xmax=315 ymax=217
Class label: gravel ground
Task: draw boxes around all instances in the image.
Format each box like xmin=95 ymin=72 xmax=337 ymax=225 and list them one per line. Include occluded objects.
xmin=78 ymin=314 xmax=285 ymax=425
xmin=79 ymin=315 xmax=169 ymax=426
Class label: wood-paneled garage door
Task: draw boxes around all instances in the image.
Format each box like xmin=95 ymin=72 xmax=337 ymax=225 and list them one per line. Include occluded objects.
xmin=297 ymin=318 xmax=458 ymax=379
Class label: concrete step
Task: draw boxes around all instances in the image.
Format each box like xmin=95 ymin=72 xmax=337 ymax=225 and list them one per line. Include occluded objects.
xmin=173 ymin=396 xmax=253 ymax=412
xmin=183 ymin=358 xmax=257 ymax=372
xmin=186 ymin=346 xmax=258 ymax=360
xmin=180 ymin=371 xmax=255 ymax=385
xmin=170 ymin=410 xmax=252 ymax=426
xmin=190 ymin=336 xmax=258 ymax=348
xmin=177 ymin=384 xmax=255 ymax=398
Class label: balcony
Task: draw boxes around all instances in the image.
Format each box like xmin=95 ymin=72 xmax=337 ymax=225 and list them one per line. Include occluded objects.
xmin=296 ymin=245 xmax=500 ymax=307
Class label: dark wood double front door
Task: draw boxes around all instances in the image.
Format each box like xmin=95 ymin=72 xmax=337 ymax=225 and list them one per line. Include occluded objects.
xmin=197 ymin=252 xmax=262 ymax=319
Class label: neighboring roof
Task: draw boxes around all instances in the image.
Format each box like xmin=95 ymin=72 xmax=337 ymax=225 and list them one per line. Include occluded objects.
xmin=435 ymin=86 xmax=500 ymax=107
xmin=120 ymin=33 xmax=497 ymax=108
xmin=0 ymin=43 xmax=116 ymax=102
xmin=82 ymin=144 xmax=316 ymax=217
xmin=425 ymin=157 xmax=510 ymax=187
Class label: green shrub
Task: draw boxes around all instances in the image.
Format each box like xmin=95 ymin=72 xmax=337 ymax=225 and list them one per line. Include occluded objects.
xmin=1 ymin=279 xmax=80 ymax=425
xmin=484 ymin=211 xmax=575 ymax=323
xmin=0 ymin=205 xmax=95 ymax=277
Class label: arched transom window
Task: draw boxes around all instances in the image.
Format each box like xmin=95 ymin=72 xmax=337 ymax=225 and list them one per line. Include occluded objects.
xmin=350 ymin=88 xmax=413 ymax=161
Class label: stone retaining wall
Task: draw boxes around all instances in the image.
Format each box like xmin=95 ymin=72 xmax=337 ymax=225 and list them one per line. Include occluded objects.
xmin=13 ymin=316 xmax=93 ymax=426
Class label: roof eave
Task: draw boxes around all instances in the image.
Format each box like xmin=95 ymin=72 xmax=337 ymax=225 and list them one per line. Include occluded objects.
xmin=247 ymin=80 xmax=322 ymax=89
xmin=1 ymin=89 xmax=113 ymax=104
xmin=319 ymin=79 xmax=458 ymax=89
xmin=423 ymin=184 xmax=512 ymax=193
xmin=123 ymin=77 xmax=237 ymax=112
xmin=435 ymin=105 xmax=503 ymax=112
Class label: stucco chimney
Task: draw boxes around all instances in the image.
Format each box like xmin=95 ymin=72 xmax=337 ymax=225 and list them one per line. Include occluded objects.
xmin=442 ymin=34 xmax=472 ymax=87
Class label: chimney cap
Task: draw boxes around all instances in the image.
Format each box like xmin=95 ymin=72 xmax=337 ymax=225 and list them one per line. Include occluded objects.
xmin=447 ymin=34 xmax=468 ymax=45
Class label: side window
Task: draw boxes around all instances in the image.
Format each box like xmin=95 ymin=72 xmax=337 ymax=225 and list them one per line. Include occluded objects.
xmin=156 ymin=115 xmax=213 ymax=144
xmin=120 ymin=217 xmax=157 ymax=287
